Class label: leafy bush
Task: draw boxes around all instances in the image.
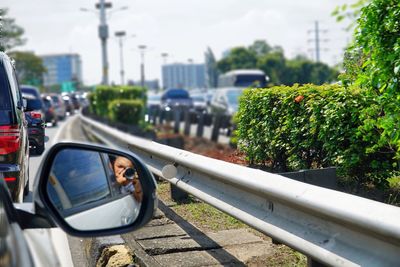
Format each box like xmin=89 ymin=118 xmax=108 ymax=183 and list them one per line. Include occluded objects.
xmin=90 ymin=85 xmax=146 ymax=122
xmin=236 ymin=84 xmax=395 ymax=186
xmin=108 ymin=100 xmax=144 ymax=125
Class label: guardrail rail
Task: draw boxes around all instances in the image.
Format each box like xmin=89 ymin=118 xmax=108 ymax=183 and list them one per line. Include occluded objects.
xmin=80 ymin=114 xmax=400 ymax=267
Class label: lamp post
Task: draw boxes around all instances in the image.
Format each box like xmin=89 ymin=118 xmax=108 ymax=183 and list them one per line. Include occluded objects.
xmin=115 ymin=31 xmax=126 ymax=85
xmin=96 ymin=0 xmax=112 ymax=85
xmin=161 ymin=52 xmax=169 ymax=65
xmin=138 ymin=45 xmax=147 ymax=88
xmin=81 ymin=2 xmax=128 ymax=85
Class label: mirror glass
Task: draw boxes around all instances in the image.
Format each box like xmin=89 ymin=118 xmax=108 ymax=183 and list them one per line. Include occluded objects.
xmin=46 ymin=148 xmax=143 ymax=231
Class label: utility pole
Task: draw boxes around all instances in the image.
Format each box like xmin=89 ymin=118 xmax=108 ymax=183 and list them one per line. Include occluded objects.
xmin=138 ymin=45 xmax=147 ymax=88
xmin=315 ymin=21 xmax=320 ymax=62
xmin=308 ymin=20 xmax=328 ymax=62
xmin=161 ymin=52 xmax=169 ymax=65
xmin=96 ymin=0 xmax=112 ymax=85
xmin=115 ymin=31 xmax=126 ymax=85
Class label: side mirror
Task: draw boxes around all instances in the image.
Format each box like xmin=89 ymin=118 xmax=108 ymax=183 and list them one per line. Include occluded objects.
xmin=22 ymin=98 xmax=28 ymax=109
xmin=36 ymin=142 xmax=157 ymax=237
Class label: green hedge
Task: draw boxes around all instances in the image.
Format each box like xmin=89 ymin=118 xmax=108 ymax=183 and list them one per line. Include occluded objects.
xmin=108 ymin=100 xmax=144 ymax=125
xmin=91 ymin=86 xmax=146 ymax=117
xmin=236 ymin=84 xmax=395 ymax=185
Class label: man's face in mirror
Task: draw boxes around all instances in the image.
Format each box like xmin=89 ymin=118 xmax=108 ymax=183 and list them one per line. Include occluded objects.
xmin=113 ymin=156 xmax=134 ymax=186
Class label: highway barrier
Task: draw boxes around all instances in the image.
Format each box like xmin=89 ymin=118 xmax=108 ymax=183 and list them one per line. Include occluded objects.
xmin=80 ymin=114 xmax=400 ymax=267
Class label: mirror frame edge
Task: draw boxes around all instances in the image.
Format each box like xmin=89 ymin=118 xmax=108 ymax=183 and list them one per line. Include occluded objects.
xmin=36 ymin=141 xmax=157 ymax=237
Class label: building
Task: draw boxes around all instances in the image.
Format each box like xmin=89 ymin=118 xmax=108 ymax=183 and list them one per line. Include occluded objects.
xmin=162 ymin=63 xmax=206 ymax=89
xmin=40 ymin=54 xmax=83 ymax=89
xmin=127 ymin=79 xmax=160 ymax=91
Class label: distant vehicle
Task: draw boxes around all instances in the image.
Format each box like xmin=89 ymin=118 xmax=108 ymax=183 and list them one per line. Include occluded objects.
xmin=147 ymin=93 xmax=161 ymax=110
xmin=46 ymin=93 xmax=66 ymax=120
xmin=42 ymin=95 xmax=58 ymax=126
xmin=161 ymin=89 xmax=193 ymax=111
xmin=190 ymin=93 xmax=208 ymax=112
xmin=21 ymin=85 xmax=45 ymax=119
xmin=209 ymin=87 xmax=245 ymax=116
xmin=70 ymin=94 xmax=80 ymax=110
xmin=62 ymin=95 xmax=74 ymax=114
xmin=0 ymin=52 xmax=30 ymax=202
xmin=22 ymin=93 xmax=45 ymax=155
xmin=218 ymin=69 xmax=267 ymax=88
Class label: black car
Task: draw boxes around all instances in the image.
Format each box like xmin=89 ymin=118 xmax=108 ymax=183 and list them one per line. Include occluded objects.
xmin=21 ymin=86 xmax=46 ymax=155
xmin=161 ymin=88 xmax=193 ymax=111
xmin=42 ymin=95 xmax=58 ymax=126
xmin=0 ymin=52 xmax=30 ymax=202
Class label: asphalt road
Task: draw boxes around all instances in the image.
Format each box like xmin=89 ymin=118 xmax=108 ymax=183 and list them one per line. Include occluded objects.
xmin=23 ymin=114 xmax=85 ymax=267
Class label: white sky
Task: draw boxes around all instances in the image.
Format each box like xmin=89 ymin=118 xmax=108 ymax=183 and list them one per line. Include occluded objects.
xmin=3 ymin=0 xmax=355 ymax=85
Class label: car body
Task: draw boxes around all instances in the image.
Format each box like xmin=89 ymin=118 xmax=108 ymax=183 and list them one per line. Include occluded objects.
xmin=62 ymin=95 xmax=74 ymax=114
xmin=22 ymin=93 xmax=46 ymax=155
xmin=161 ymin=88 xmax=193 ymax=111
xmin=70 ymin=93 xmax=81 ymax=110
xmin=0 ymin=52 xmax=30 ymax=202
xmin=42 ymin=95 xmax=58 ymax=126
xmin=21 ymin=87 xmax=46 ymax=155
xmin=0 ymin=142 xmax=157 ymax=266
xmin=47 ymin=93 xmax=66 ymax=120
xmin=209 ymin=87 xmax=245 ymax=116
xmin=190 ymin=93 xmax=208 ymax=112
xmin=147 ymin=93 xmax=162 ymax=110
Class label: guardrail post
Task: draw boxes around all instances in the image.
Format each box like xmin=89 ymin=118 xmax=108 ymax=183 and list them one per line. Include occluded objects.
xmin=184 ymin=109 xmax=191 ymax=136
xmin=174 ymin=109 xmax=181 ymax=134
xmin=159 ymin=110 xmax=165 ymax=125
xmin=211 ymin=114 xmax=222 ymax=142
xmin=196 ymin=111 xmax=205 ymax=138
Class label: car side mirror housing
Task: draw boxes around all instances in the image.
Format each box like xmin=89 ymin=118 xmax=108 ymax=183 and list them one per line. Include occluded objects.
xmin=23 ymin=97 xmax=34 ymax=112
xmin=35 ymin=142 xmax=158 ymax=237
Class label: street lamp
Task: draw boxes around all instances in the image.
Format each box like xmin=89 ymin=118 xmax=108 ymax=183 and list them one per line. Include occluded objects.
xmin=138 ymin=45 xmax=147 ymax=88
xmin=161 ymin=52 xmax=169 ymax=65
xmin=115 ymin=31 xmax=126 ymax=85
xmin=80 ymin=1 xmax=128 ymax=85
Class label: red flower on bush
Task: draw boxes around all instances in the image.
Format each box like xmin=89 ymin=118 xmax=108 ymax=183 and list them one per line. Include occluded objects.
xmin=294 ymin=95 xmax=304 ymax=103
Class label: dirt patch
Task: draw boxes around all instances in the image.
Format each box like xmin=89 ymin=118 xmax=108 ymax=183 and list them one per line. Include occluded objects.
xmin=184 ymin=136 xmax=247 ymax=165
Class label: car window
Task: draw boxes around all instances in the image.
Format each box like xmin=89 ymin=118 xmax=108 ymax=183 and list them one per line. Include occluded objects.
xmin=22 ymin=93 xmax=42 ymax=110
xmin=226 ymin=90 xmax=243 ymax=105
xmin=0 ymin=61 xmax=12 ymax=111
xmin=47 ymin=149 xmax=112 ymax=212
xmin=163 ymin=89 xmax=190 ymax=99
xmin=3 ymin=60 xmax=20 ymax=108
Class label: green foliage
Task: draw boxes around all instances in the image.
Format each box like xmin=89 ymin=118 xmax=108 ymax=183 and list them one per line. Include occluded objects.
xmin=217 ymin=47 xmax=257 ymax=73
xmin=91 ymin=85 xmax=146 ymax=117
xmin=0 ymin=8 xmax=26 ymax=51
xmin=217 ymin=40 xmax=338 ymax=86
xmin=108 ymin=100 xmax=144 ymax=125
xmin=8 ymin=51 xmax=46 ymax=85
xmin=236 ymin=84 xmax=395 ymax=186
xmin=341 ymin=0 xmax=400 ymax=166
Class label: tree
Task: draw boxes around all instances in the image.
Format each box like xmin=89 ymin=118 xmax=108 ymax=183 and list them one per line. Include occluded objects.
xmin=0 ymin=8 xmax=26 ymax=52
xmin=257 ymin=51 xmax=285 ymax=85
xmin=217 ymin=47 xmax=257 ymax=73
xmin=8 ymin=51 xmax=46 ymax=86
xmin=344 ymin=0 xmax=400 ymax=163
xmin=248 ymin=40 xmax=272 ymax=56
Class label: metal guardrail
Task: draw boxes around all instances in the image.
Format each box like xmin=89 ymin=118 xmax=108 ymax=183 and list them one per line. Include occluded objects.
xmin=80 ymin=114 xmax=400 ymax=267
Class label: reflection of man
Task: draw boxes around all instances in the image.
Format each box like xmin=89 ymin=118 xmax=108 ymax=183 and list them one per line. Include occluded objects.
xmin=111 ymin=156 xmax=143 ymax=202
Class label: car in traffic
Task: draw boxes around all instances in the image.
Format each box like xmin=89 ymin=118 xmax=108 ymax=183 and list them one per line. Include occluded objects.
xmin=22 ymin=93 xmax=46 ymax=155
xmin=46 ymin=93 xmax=66 ymax=120
xmin=0 ymin=142 xmax=157 ymax=266
xmin=209 ymin=87 xmax=245 ymax=116
xmin=190 ymin=93 xmax=208 ymax=112
xmin=42 ymin=95 xmax=58 ymax=126
xmin=161 ymin=88 xmax=193 ymax=111
xmin=0 ymin=52 xmax=30 ymax=202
